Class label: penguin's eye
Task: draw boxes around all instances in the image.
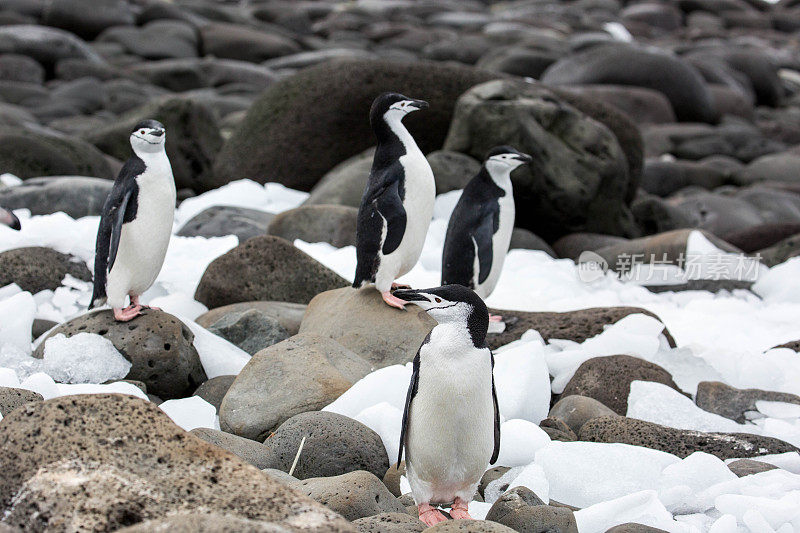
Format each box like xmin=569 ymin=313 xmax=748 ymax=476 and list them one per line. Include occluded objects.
xmin=140 ymin=130 xmax=145 ymax=134
xmin=435 ymin=297 xmax=442 ymax=303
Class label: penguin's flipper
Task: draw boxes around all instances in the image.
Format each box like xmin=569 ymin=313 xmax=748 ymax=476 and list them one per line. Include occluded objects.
xmin=107 ymin=188 xmax=133 ymax=272
xmin=490 ymin=351 xmax=501 ymax=465
xmin=474 ymin=213 xmax=496 ymax=284
xmin=376 ymin=178 xmax=407 ymax=255
xmin=398 ymin=339 xmax=423 ymax=466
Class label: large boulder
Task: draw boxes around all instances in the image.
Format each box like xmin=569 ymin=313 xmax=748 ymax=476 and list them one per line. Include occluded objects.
xmin=261 ymin=411 xmax=389 ymax=481
xmin=541 ymin=43 xmax=716 ymax=123
xmin=0 ymin=176 xmax=112 ymax=218
xmin=41 ymin=0 xmax=135 ymax=40
xmin=34 ymin=310 xmax=206 ymax=399
xmin=0 ymin=246 xmax=91 ymax=293
xmin=303 ymin=148 xmax=374 ymax=208
xmin=560 ymin=85 xmax=676 ymax=125
xmin=300 ymin=287 xmax=436 ymax=368
xmin=0 ymin=25 xmax=103 ymax=69
xmin=195 ymin=236 xmax=348 ymax=308
xmin=298 ymin=471 xmax=407 ymax=521
xmin=267 ymin=205 xmax=358 ymax=248
xmin=0 ymin=387 xmax=42 ymax=417
xmin=580 ymin=416 xmax=798 ymax=459
xmin=212 ymin=59 xmax=500 ymax=192
xmin=0 ymin=394 xmax=353 ymax=531
xmin=443 ymin=79 xmax=638 ymax=241
xmin=0 ymin=131 xmax=114 ymax=180
xmin=220 ymin=334 xmax=370 ymax=440
xmin=85 ymin=97 xmax=222 ymax=192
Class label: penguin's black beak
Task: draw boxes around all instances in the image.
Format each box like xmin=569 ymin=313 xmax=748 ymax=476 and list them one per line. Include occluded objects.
xmin=409 ymin=99 xmax=429 ymax=111
xmin=514 ymin=152 xmax=532 ymax=164
xmin=392 ymin=289 xmax=429 ymax=303
xmin=1 ymin=209 xmax=20 ymax=231
xmin=151 ymin=129 xmax=165 ymax=137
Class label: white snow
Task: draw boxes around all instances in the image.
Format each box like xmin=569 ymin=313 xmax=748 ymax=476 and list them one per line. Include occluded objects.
xmin=42 ymin=333 xmax=131 ymax=384
xmin=159 ymin=395 xmax=218 ymax=431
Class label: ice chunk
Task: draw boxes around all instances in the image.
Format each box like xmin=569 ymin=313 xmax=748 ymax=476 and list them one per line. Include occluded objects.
xmin=575 ymin=490 xmax=691 ymax=533
xmin=708 ymin=514 xmax=738 ymax=533
xmin=756 ymin=401 xmax=800 ymax=419
xmin=159 ymin=396 xmax=217 ymax=431
xmin=754 ymin=257 xmax=800 ymax=303
xmin=354 ymin=402 xmax=403 ymax=464
xmin=0 ymin=367 xmax=20 ymax=388
xmin=178 ymin=316 xmax=250 ymax=378
xmin=42 ymin=333 xmax=131 ymax=384
xmin=0 ymin=343 xmax=42 ymax=380
xmin=658 ymin=452 xmax=737 ymax=514
xmin=19 ymin=372 xmax=59 ymax=399
xmin=716 ymin=492 xmax=800 ymax=530
xmin=0 ymin=291 xmax=35 ymax=354
xmin=495 ymin=419 xmax=551 ymax=467
xmin=325 ymin=364 xmax=411 ymax=418
xmin=467 ymin=501 xmax=492 ymax=520
xmin=508 ymin=462 xmax=549 ymax=503
xmin=536 ymin=441 xmax=679 ymax=508
xmin=494 ymin=336 xmax=550 ymax=423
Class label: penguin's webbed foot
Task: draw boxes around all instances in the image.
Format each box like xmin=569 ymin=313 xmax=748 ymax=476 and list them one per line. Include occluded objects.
xmin=489 ymin=314 xmax=503 ymax=322
xmin=391 ymin=282 xmax=412 ymax=290
xmin=450 ymin=498 xmax=472 ymax=520
xmin=418 ymin=503 xmax=448 ymax=526
xmin=382 ymin=291 xmax=408 ymax=310
xmin=113 ymin=305 xmax=143 ymax=322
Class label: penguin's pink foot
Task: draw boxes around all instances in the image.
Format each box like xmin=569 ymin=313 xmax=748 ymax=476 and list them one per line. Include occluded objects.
xmin=450 ymin=498 xmax=472 ymax=520
xmin=419 ymin=503 xmax=448 ymax=526
xmin=113 ymin=305 xmax=143 ymax=322
xmin=391 ymin=282 xmax=411 ymax=290
xmin=129 ymin=296 xmax=160 ymax=311
xmin=489 ymin=314 xmax=503 ymax=322
xmin=382 ymin=291 xmax=408 ymax=309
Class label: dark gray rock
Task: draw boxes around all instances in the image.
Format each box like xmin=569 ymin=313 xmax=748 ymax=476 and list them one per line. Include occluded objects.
xmin=0 ymin=247 xmax=90 ymax=293
xmin=352 ymin=512 xmax=425 ymax=533
xmin=561 ymin=355 xmax=681 ymax=415
xmin=580 ymin=416 xmax=798 ymax=459
xmin=195 ymin=236 xmax=348 ymax=307
xmin=0 ymin=53 xmax=43 ymax=83
xmin=476 ymin=47 xmax=557 ymax=78
xmin=34 ymin=310 xmax=206 ymax=400
xmin=757 ymin=232 xmax=800 ymax=267
xmin=192 ymin=375 xmax=236 ymax=412
xmin=267 ymin=205 xmax=358 ymax=248
xmin=721 ymin=223 xmax=800 ymax=253
xmin=127 ymin=57 xmax=275 ymax=92
xmin=189 ymin=427 xmax=272 ymax=469
xmin=427 ymin=150 xmax=481 ymax=195
xmin=552 ymin=233 xmax=629 ymax=261
xmin=196 ymin=301 xmax=306 ymax=337
xmin=561 ymin=85 xmax=676 ymax=124
xmin=640 ymin=159 xmax=729 ymax=197
xmin=41 ymin=0 xmax=135 ymax=40
xmin=549 ymin=395 xmax=618 ymax=436
xmin=97 ymin=20 xmax=199 ymax=60
xmin=695 ymin=381 xmax=800 ymax=424
xmin=479 ymin=466 xmax=510 ymax=498
xmin=0 ymin=25 xmax=103 ymax=68
xmin=206 ymin=309 xmax=289 ymax=356
xmin=736 ymin=152 xmax=800 ymax=185
xmin=220 ymin=333 xmax=371 ymax=440
xmin=0 ymin=177 xmax=112 ymax=218
xmin=261 ymin=411 xmax=389 ymax=480
xmin=727 ymin=458 xmax=777 ymax=477
xmin=299 ymin=471 xmax=406 ymax=521
xmin=606 ymin=525 xmax=670 ymax=533
xmin=486 ymin=487 xmax=578 ymax=533
xmin=0 ymin=131 xmax=113 ymax=180
xmin=0 ymin=387 xmax=42 ymax=417
xmin=539 ymin=417 xmax=577 ymax=442
xmin=199 ymin=22 xmax=300 ymax=63
xmin=382 ymin=462 xmax=405 ymax=497
xmin=177 ymin=205 xmax=274 ymax=242
xmin=509 ymin=228 xmax=556 ymax=256
xmin=304 ymin=147 xmax=374 ymax=208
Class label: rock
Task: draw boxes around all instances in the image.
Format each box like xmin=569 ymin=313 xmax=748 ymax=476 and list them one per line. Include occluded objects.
xmin=212 ymin=59 xmax=500 ymax=192
xmin=485 ymin=306 xmax=675 ymax=351
xmin=117 ymin=513 xmax=300 ymax=532
xmin=0 ymin=387 xmax=42 ymax=416
xmin=621 ymin=2 xmax=683 ymax=31
xmin=199 ymin=22 xmax=300 ymax=63
xmin=539 ymin=417 xmax=577 ymax=442
xmin=196 ymin=236 xmax=348 ymax=308
xmin=262 ymin=49 xmax=377 ymax=71
xmin=382 ymin=462 xmax=405 ymax=497
xmin=262 ymin=468 xmax=301 ymax=489
xmin=721 ymin=223 xmax=800 ymax=253
xmin=552 ymin=233 xmax=630 ymax=261
xmin=192 ymin=375 xmax=236 ymax=412
xmin=127 ymin=57 xmax=274 ymax=92
xmin=509 ymin=228 xmax=556 ymax=256
xmin=85 ymin=96 xmax=222 ymax=192
xmin=561 ymin=85 xmax=676 ymax=124
xmin=486 ymin=487 xmax=578 ymax=533
xmin=32 ymin=318 xmax=57 ymax=339
xmin=304 ymin=147 xmax=375 ymax=208
xmin=579 ymin=416 xmax=798 ymax=459
xmin=479 ymin=466 xmax=510 ymax=498
xmin=727 ymin=458 xmax=777 ymax=477
xmin=427 ymin=150 xmax=481 ymax=195
xmin=695 ymin=381 xmax=800 ymax=424
xmin=643 ymin=122 xmax=784 ymax=163
xmin=261 ymin=411 xmax=389 ymax=480
xmin=0 ymin=394 xmax=352 ymax=531
xmin=0 ymin=131 xmax=113 ymax=179
xmin=542 ymin=43 xmax=715 ymax=123
xmin=176 ymin=205 xmax=274 ymax=241
xmin=267 ymin=205 xmax=358 ymax=248
xmin=640 ymin=159 xmax=729 ymax=197
xmin=757 ymin=232 xmax=800 ymax=267
xmin=561 ymin=355 xmax=681 ymax=415
xmin=425 ymin=521 xmax=517 ymax=532
xmin=299 ymin=470 xmax=406 ymax=521
xmin=300 ymin=287 xmax=436 ymax=368
xmin=98 ymin=20 xmax=199 ymax=60
xmin=220 ymin=333 xmax=371 ymax=440
xmin=476 ymin=47 xmax=558 ymax=78
xmin=206 ymin=308 xmax=289 ymax=356
xmin=196 ymin=301 xmax=306 ymax=337
xmin=0 ymin=25 xmax=103 ymax=68
xmin=606 ymin=525 xmax=670 ymax=533
xmin=34 ymin=310 xmax=206 ymax=399
xmin=42 ymin=0 xmax=134 ymax=40
xmin=352 ymin=512 xmax=425 ymax=533
xmin=0 ymin=53 xmax=44 ymax=83
xmin=190 ymin=427 xmax=272 ymax=469
xmin=736 ymin=152 xmax=800 ymax=185
xmin=549 ymin=395 xmax=618 ymax=436
xmin=443 ymin=79 xmax=637 ymax=241
xmin=0 ymin=246 xmax=91 ymax=293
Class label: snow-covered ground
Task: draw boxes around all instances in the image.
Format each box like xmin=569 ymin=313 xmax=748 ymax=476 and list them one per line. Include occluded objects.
xmin=2 ymin=178 xmax=800 ymax=531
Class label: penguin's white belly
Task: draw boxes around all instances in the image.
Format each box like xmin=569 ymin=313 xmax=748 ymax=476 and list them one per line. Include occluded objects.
xmin=376 ymin=151 xmax=434 ymax=289
xmin=106 ymin=168 xmax=175 ymax=307
xmin=405 ymin=330 xmax=494 ymax=505
xmin=475 ymin=197 xmax=515 ymax=299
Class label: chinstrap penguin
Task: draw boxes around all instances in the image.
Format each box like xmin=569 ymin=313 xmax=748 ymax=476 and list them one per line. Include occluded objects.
xmin=353 ymin=92 xmax=435 ymax=309
xmin=0 ymin=207 xmax=20 ymax=231
xmin=89 ymin=119 xmax=176 ymax=322
xmin=441 ymin=146 xmax=531 ymax=321
xmin=393 ymin=284 xmax=500 ymax=526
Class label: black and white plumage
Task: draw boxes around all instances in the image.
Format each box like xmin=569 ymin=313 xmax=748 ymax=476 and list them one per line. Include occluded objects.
xmin=393 ymin=284 xmax=500 ymax=526
xmin=442 ymin=146 xmax=531 ymax=300
xmin=90 ymin=119 xmax=175 ymax=322
xmin=0 ymin=207 xmax=20 ymax=231
xmin=353 ymin=92 xmax=435 ymax=309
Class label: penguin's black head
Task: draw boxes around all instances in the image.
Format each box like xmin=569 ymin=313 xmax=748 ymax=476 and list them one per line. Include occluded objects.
xmin=0 ymin=207 xmax=20 ymax=231
xmin=370 ymin=92 xmax=429 ymax=126
xmin=393 ymin=284 xmax=489 ymax=347
xmin=130 ymin=119 xmax=166 ymax=154
xmin=485 ymin=145 xmax=532 ymax=173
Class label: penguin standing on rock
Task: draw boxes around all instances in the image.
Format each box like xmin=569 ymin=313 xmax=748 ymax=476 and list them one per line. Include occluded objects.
xmin=0 ymin=207 xmax=20 ymax=230
xmin=393 ymin=285 xmax=500 ymax=526
xmin=441 ymin=146 xmax=531 ymax=320
xmin=89 ymin=119 xmax=175 ymax=322
xmin=353 ymin=92 xmax=435 ymax=309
